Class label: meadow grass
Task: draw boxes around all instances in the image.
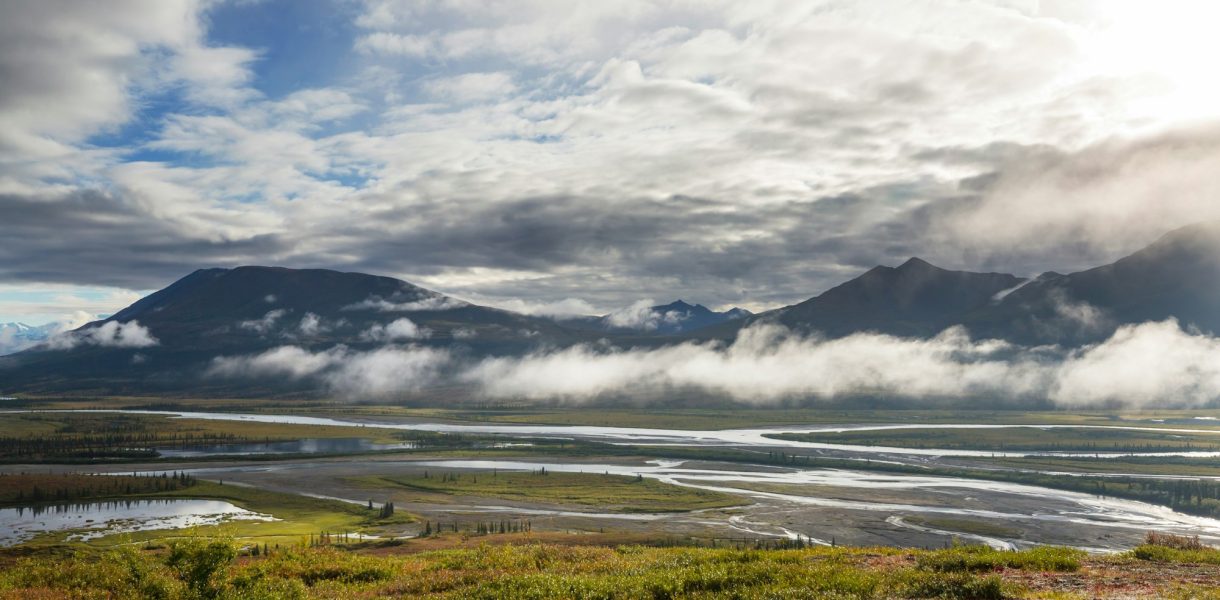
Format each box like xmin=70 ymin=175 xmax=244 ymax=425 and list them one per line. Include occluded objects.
xmin=350 ymin=470 xmax=744 ymax=512
xmin=0 ymin=541 xmax=1043 ymax=599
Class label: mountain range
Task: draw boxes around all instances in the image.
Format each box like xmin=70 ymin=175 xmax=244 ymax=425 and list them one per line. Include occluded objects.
xmin=3 ymin=222 xmax=1219 ymax=396
xmin=561 ymin=300 xmax=751 ymax=335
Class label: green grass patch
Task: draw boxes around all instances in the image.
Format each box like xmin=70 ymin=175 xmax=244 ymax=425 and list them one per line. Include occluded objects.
xmin=0 ymin=541 xmax=1055 ymax=599
xmin=350 ymin=470 xmax=743 ymax=513
xmin=916 ymin=544 xmax=1084 ymax=572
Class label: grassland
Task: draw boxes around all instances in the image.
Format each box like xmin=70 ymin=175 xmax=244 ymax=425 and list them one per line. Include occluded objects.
xmin=348 ymin=470 xmax=743 ymax=513
xmin=0 ymin=411 xmax=432 ymax=462
xmin=0 ymin=474 xmax=413 ymax=547
xmin=21 ymin=396 xmax=1220 ymax=431
xmin=970 ymin=455 xmax=1220 ymax=477
xmin=769 ymin=425 xmax=1220 ymax=452
xmin=0 ymin=539 xmax=1092 ymax=599
xmin=12 ymin=535 xmax=1220 ymax=599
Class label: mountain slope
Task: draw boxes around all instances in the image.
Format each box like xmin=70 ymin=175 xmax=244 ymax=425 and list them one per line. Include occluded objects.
xmin=0 ymin=266 xmax=578 ymax=394
xmin=963 ymin=222 xmax=1220 ymax=344
xmin=563 ymin=300 xmax=752 ymax=335
xmin=717 ymin=258 xmax=1025 ymax=339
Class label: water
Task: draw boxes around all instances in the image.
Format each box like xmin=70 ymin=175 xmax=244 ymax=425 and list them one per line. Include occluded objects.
xmin=409 ymin=457 xmax=1220 ymax=549
xmin=158 ymin=437 xmax=418 ymax=458
xmin=0 ymin=499 xmax=274 ymax=546
xmin=20 ymin=409 xmax=1220 ymax=458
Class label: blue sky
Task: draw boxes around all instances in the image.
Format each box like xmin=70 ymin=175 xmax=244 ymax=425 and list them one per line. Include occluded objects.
xmin=4 ymin=0 xmax=1220 ymax=327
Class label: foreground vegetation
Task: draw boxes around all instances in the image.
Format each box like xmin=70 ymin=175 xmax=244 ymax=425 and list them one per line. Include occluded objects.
xmin=7 ymin=533 xmax=1220 ymax=599
xmin=0 ymin=538 xmax=1094 ymax=599
xmin=351 ymin=469 xmax=743 ymax=513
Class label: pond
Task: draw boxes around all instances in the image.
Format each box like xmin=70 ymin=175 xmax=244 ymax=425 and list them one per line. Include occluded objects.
xmin=0 ymin=498 xmax=275 ymax=546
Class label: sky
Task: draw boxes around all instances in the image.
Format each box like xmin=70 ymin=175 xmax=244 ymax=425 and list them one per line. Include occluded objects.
xmin=5 ymin=0 xmax=1220 ymax=326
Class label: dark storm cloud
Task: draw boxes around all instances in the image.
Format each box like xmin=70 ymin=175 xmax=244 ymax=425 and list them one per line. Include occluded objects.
xmin=0 ymin=191 xmax=287 ymax=289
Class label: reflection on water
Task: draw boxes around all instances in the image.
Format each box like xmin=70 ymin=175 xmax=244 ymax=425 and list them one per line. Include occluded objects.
xmin=0 ymin=499 xmax=274 ymax=546
xmin=158 ymin=437 xmax=418 ymax=458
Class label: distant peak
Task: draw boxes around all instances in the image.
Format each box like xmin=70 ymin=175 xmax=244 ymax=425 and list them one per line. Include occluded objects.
xmin=896 ymin=257 xmax=936 ymax=271
xmin=657 ymin=300 xmax=696 ymax=311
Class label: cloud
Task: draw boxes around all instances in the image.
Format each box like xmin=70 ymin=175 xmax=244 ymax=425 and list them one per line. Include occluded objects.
xmin=239 ymin=309 xmax=287 ymax=334
xmin=463 ymin=320 xmax=1220 ymax=409
xmin=471 ymin=296 xmax=599 ymax=319
xmin=298 ymin=312 xmax=325 ymax=336
xmin=11 ymin=1 xmax=1220 ymax=328
xmin=603 ymin=299 xmax=688 ymax=331
xmin=46 ymin=320 xmax=158 ymax=350
xmin=208 ymin=344 xmax=450 ymax=396
xmin=422 ymin=72 xmax=517 ymax=103
xmin=361 ymin=318 xmax=430 ymax=341
xmin=1051 ymin=320 xmax=1220 ymax=407
xmin=343 ymin=294 xmax=467 ymax=312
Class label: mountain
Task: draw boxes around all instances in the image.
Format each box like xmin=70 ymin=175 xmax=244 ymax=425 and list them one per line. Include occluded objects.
xmin=709 ymin=258 xmax=1025 ymax=339
xmin=562 ymin=300 xmax=753 ymax=335
xmin=962 ymin=222 xmax=1220 ymax=344
xmin=0 ymin=266 xmax=579 ymax=394
xmin=5 ymin=222 xmax=1220 ymax=397
xmin=709 ymin=222 xmax=1220 ymax=345
xmin=0 ymin=322 xmax=60 ymax=356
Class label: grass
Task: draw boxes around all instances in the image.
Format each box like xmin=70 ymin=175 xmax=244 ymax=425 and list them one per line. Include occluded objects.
xmin=973 ymin=455 xmax=1220 ymax=477
xmin=349 ymin=470 xmax=743 ymax=513
xmin=0 ymin=411 xmax=410 ymax=462
xmin=0 ymin=541 xmax=1049 ymax=599
xmin=769 ymin=426 xmax=1220 ymax=452
xmin=1 ymin=477 xmax=413 ymax=548
xmin=135 ymin=481 xmax=415 ymax=545
xmin=915 ymin=545 xmax=1083 ymax=572
xmin=1131 ymin=532 xmax=1220 ymax=565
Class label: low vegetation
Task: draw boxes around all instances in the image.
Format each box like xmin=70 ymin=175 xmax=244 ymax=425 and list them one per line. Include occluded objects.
xmin=0 ymin=539 xmax=1076 ymax=599
xmin=0 ymin=472 xmax=197 ymax=504
xmin=1132 ymin=531 xmax=1220 ymax=565
xmin=0 ymin=412 xmax=411 ymax=462
xmin=352 ymin=469 xmax=743 ymax=512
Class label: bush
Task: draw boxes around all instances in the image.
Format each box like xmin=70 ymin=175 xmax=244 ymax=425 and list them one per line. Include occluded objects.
xmin=916 ymin=544 xmax=1082 ymax=573
xmin=1144 ymin=531 xmax=1207 ymax=551
xmin=164 ymin=537 xmax=238 ymax=599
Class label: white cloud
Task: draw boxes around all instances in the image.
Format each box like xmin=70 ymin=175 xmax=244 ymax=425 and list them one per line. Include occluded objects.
xmin=422 ymin=72 xmax=517 ymax=103
xmin=343 ymin=294 xmax=468 ymax=312
xmin=46 ymin=320 xmax=158 ymax=350
xmin=1051 ymin=319 xmax=1220 ymax=407
xmin=208 ymin=344 xmax=450 ymax=396
xmin=239 ymin=309 xmax=287 ymax=334
xmin=463 ymin=320 xmax=1220 ymax=409
xmin=603 ymin=300 xmax=687 ymax=330
xmin=209 ymin=345 xmax=345 ymax=379
xmin=361 ymin=318 xmax=430 ymax=341
xmin=479 ymin=297 xmax=599 ymax=319
xmin=298 ymin=312 xmax=324 ymax=336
